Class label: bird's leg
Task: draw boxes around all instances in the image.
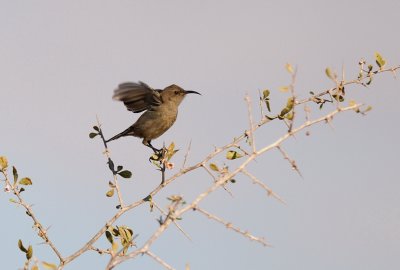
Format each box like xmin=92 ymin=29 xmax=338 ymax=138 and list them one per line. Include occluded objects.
xmin=143 ymin=139 xmax=161 ymax=153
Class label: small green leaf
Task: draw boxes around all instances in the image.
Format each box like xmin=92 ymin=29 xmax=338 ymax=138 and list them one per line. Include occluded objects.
xmin=0 ymin=156 xmax=8 ymax=170
xmin=285 ymin=63 xmax=294 ymax=74
xmin=262 ymin=89 xmax=270 ymax=98
xmin=265 ymin=100 xmax=271 ymax=112
xmin=42 ymin=262 xmax=57 ymax=270
xmin=144 ymin=195 xmax=152 ymax=202
xmin=112 ymin=242 xmax=119 ymax=253
xmin=117 ymin=165 xmax=123 ymax=172
xmin=93 ymin=126 xmax=100 ymax=132
xmin=368 ymin=64 xmax=373 ymax=72
xmin=106 ymin=189 xmax=114 ymax=197
xmin=105 ymin=230 xmax=114 ymax=244
xmin=18 ymin=239 xmax=27 ymax=252
xmin=108 ymin=159 xmax=115 ymax=172
xmin=89 ymin=132 xmax=98 ymax=139
xmin=332 ymin=94 xmax=344 ymax=102
xmin=108 ymin=181 xmax=116 ymax=188
xmin=325 ymin=67 xmax=334 ymax=80
xmin=279 ymin=86 xmax=290 ymax=93
xmin=285 ymin=112 xmax=294 ymax=120
xmin=309 ymin=91 xmax=315 ymax=95
xmin=365 ymin=105 xmax=373 ymax=112
xmin=265 ymin=115 xmax=277 ymax=120
xmin=375 ymin=52 xmax=386 ymax=69
xmin=26 ymin=245 xmax=33 ymax=260
xmin=19 ymin=177 xmax=32 ymax=185
xmin=118 ymin=170 xmax=132 ymax=178
xmin=13 ymin=166 xmax=18 ymax=185
xmin=230 ymin=179 xmax=236 ymax=183
xmin=209 ymin=163 xmax=220 ymax=172
xmin=226 ymin=150 xmax=243 ymax=160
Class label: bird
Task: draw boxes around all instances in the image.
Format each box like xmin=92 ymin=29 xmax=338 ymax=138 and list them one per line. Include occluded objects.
xmin=106 ymin=81 xmax=201 ymax=152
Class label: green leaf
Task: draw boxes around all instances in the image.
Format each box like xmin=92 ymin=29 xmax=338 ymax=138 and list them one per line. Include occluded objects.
xmin=0 ymin=156 xmax=8 ymax=170
xmin=285 ymin=63 xmax=294 ymax=74
xmin=18 ymin=239 xmax=27 ymax=253
xmin=105 ymin=230 xmax=114 ymax=244
xmin=144 ymin=195 xmax=152 ymax=202
xmin=93 ymin=126 xmax=100 ymax=132
xmin=226 ymin=150 xmax=243 ymax=160
xmin=279 ymin=86 xmax=290 ymax=93
xmin=26 ymin=245 xmax=33 ymax=260
xmin=19 ymin=177 xmax=32 ymax=185
xmin=42 ymin=262 xmax=57 ymax=270
xmin=367 ymin=64 xmax=373 ymax=72
xmin=332 ymin=94 xmax=344 ymax=102
xmin=375 ymin=52 xmax=386 ymax=69
xmin=265 ymin=115 xmax=277 ymax=120
xmin=230 ymin=179 xmax=236 ymax=183
xmin=309 ymin=91 xmax=315 ymax=95
xmin=325 ymin=67 xmax=334 ymax=80
xmin=262 ymin=89 xmax=270 ymax=98
xmin=209 ymin=163 xmax=220 ymax=172
xmin=108 ymin=181 xmax=116 ymax=188
xmin=13 ymin=166 xmax=18 ymax=185
xmin=89 ymin=132 xmax=98 ymax=139
xmin=116 ymin=165 xmax=123 ymax=172
xmin=118 ymin=170 xmax=132 ymax=178
xmin=108 ymin=159 xmax=115 ymax=172
xmin=106 ymin=189 xmax=114 ymax=197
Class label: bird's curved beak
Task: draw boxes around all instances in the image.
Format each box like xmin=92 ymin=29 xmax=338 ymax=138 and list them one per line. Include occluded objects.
xmin=184 ymin=90 xmax=201 ymax=95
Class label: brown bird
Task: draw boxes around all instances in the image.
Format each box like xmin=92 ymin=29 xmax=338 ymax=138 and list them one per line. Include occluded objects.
xmin=106 ymin=81 xmax=200 ymax=151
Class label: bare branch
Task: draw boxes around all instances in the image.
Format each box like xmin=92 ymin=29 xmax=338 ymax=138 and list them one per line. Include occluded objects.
xmin=195 ymin=207 xmax=271 ymax=247
xmin=245 ymin=94 xmax=257 ymax=153
xmin=146 ymin=250 xmax=176 ymax=270
xmin=1 ymin=169 xmax=65 ymax=264
xmin=241 ymin=169 xmax=286 ymax=204
xmin=276 ymin=145 xmax=303 ymax=178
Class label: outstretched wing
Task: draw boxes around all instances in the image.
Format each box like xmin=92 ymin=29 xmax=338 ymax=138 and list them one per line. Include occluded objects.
xmin=112 ymin=81 xmax=162 ymax=113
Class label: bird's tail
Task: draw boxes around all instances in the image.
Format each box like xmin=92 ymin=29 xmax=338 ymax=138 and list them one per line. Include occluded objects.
xmin=106 ymin=127 xmax=132 ymax=143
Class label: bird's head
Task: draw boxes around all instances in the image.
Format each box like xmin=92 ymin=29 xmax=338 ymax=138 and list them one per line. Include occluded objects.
xmin=162 ymin=84 xmax=201 ymax=106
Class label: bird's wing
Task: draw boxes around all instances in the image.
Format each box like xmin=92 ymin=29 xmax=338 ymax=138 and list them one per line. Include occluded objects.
xmin=112 ymin=81 xmax=162 ymax=113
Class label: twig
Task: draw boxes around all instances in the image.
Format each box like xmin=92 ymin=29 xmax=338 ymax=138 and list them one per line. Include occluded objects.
xmin=1 ymin=169 xmax=64 ymax=264
xmin=241 ymin=169 xmax=286 ymax=204
xmin=96 ymin=116 xmax=125 ymax=208
xmin=276 ymin=145 xmax=303 ymax=178
xmin=181 ymin=140 xmax=192 ymax=169
xmin=146 ymin=250 xmax=176 ymax=270
xmin=245 ymin=95 xmax=256 ymax=153
xmin=152 ymin=200 xmax=192 ymax=241
xmin=194 ymin=207 xmax=271 ymax=246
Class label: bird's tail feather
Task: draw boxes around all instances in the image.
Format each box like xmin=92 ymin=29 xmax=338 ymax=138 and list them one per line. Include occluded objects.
xmin=106 ymin=127 xmax=132 ymax=143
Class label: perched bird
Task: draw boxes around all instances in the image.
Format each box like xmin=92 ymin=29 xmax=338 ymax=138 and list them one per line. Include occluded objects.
xmin=106 ymin=81 xmax=200 ymax=151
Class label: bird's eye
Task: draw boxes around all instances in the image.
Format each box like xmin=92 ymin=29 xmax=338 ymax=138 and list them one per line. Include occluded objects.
xmin=174 ymin=90 xmax=180 ymax=95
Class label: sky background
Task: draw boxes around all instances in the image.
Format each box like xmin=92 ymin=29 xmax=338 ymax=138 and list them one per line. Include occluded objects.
xmin=1 ymin=1 xmax=399 ymax=269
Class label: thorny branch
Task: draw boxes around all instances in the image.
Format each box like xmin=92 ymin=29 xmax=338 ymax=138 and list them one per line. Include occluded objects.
xmin=2 ymin=62 xmax=397 ymax=270
xmin=194 ymin=207 xmax=271 ymax=246
xmin=0 ymin=168 xmax=64 ymax=265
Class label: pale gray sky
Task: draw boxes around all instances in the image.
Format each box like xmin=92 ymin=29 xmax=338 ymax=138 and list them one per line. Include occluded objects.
xmin=1 ymin=1 xmax=399 ymax=269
